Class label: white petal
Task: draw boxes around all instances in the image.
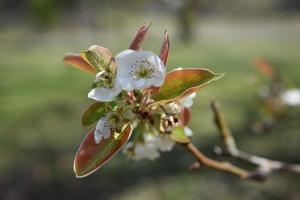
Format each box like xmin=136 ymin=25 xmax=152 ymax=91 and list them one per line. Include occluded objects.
xmin=164 ymin=102 xmax=181 ymax=114
xmin=184 ymin=126 xmax=193 ymax=137
xmin=180 ymin=92 xmax=197 ymax=108
xmin=156 ymin=135 xmax=175 ymax=152
xmin=88 ymin=79 xmax=122 ymax=102
xmin=144 ymin=144 xmax=160 ymax=160
xmin=132 ymin=144 xmax=160 ymax=161
xmin=94 ymin=114 xmax=112 ymax=144
xmin=94 ymin=130 xmax=102 ymax=144
xmin=281 ymin=89 xmax=300 ymax=106
xmin=115 ymin=49 xmax=166 ymax=91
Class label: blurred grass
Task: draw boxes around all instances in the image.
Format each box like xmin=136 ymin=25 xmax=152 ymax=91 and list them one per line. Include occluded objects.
xmin=0 ymin=16 xmax=300 ymax=200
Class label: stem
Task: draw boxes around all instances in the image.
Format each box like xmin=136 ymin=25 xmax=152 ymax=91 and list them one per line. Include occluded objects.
xmin=211 ymin=100 xmax=300 ymax=178
xmin=183 ymin=142 xmax=249 ymax=179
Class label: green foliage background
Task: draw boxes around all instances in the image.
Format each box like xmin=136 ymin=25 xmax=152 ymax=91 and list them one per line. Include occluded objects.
xmin=0 ymin=1 xmax=300 ymax=199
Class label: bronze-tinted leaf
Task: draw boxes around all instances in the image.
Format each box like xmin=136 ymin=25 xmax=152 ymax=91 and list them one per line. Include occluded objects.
xmin=152 ymin=68 xmax=224 ymax=104
xmin=129 ymin=23 xmax=151 ymax=50
xmin=253 ymin=58 xmax=275 ymax=78
xmin=81 ymin=45 xmax=116 ymax=72
xmin=180 ymin=107 xmax=191 ymax=126
xmin=159 ymin=30 xmax=170 ymax=65
xmin=63 ymin=53 xmax=97 ymax=74
xmin=74 ymin=125 xmax=132 ymax=178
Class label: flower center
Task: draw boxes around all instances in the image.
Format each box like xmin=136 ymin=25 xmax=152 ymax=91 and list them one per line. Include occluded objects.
xmin=94 ymin=72 xmax=115 ymax=89
xmin=107 ymin=113 xmax=123 ymax=130
xmin=130 ymin=59 xmax=155 ymax=80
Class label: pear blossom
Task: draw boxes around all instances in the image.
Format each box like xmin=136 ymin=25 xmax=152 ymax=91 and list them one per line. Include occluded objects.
xmin=155 ymin=135 xmax=175 ymax=152
xmin=124 ymin=133 xmax=175 ymax=161
xmin=281 ymin=88 xmax=300 ymax=106
xmin=88 ymin=71 xmax=122 ymax=102
xmin=94 ymin=112 xmax=123 ymax=144
xmin=133 ymin=143 xmax=160 ymax=161
xmin=115 ymin=49 xmax=166 ymax=91
xmin=180 ymin=92 xmax=196 ymax=108
xmin=184 ymin=126 xmax=193 ymax=137
xmin=164 ymin=102 xmax=181 ymax=114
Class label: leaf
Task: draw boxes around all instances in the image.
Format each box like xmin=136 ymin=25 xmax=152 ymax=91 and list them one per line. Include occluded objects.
xmin=180 ymin=107 xmax=191 ymax=126
xmin=253 ymin=58 xmax=275 ymax=78
xmin=170 ymin=126 xmax=190 ymax=143
xmin=81 ymin=45 xmax=116 ymax=72
xmin=82 ymin=102 xmax=104 ymax=126
xmin=63 ymin=53 xmax=97 ymax=74
xmin=74 ymin=125 xmax=132 ymax=178
xmin=82 ymin=102 xmax=117 ymax=126
xmin=152 ymin=68 xmax=224 ymax=103
xmin=129 ymin=23 xmax=151 ymax=50
xmin=159 ymin=30 xmax=170 ymax=65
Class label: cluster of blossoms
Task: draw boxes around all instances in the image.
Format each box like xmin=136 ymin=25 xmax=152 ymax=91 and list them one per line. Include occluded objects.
xmin=254 ymin=58 xmax=300 ymax=109
xmin=280 ymin=89 xmax=300 ymax=106
xmin=64 ymin=24 xmax=222 ymax=178
xmin=251 ymin=58 xmax=300 ymax=134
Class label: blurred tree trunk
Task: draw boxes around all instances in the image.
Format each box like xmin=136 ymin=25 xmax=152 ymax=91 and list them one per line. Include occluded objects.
xmin=177 ymin=0 xmax=199 ymax=43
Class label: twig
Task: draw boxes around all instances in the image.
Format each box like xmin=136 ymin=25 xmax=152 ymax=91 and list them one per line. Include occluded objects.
xmin=183 ymin=142 xmax=250 ymax=179
xmin=211 ymin=100 xmax=300 ymax=180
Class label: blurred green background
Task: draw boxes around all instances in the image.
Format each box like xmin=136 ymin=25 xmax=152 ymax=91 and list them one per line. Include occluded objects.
xmin=0 ymin=0 xmax=300 ymax=199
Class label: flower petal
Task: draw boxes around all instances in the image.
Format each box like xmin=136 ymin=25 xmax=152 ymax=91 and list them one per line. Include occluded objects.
xmin=184 ymin=126 xmax=193 ymax=137
xmin=281 ymin=89 xmax=300 ymax=106
xmin=88 ymin=72 xmax=122 ymax=102
xmin=156 ymin=135 xmax=175 ymax=152
xmin=116 ymin=50 xmax=166 ymax=91
xmin=180 ymin=92 xmax=196 ymax=108
xmin=94 ymin=115 xmax=112 ymax=144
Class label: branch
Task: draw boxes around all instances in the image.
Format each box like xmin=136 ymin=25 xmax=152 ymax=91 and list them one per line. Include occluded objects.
xmin=211 ymin=100 xmax=300 ymax=180
xmin=183 ymin=142 xmax=250 ymax=179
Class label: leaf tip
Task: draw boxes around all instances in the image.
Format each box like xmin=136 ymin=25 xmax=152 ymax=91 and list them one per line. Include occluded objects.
xmin=215 ymin=73 xmax=225 ymax=79
xmin=129 ymin=23 xmax=152 ymax=50
xmin=159 ymin=29 xmax=170 ymax=65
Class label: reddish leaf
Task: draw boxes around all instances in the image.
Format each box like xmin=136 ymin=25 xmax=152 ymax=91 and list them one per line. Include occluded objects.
xmin=180 ymin=107 xmax=191 ymax=126
xmin=129 ymin=23 xmax=151 ymax=50
xmin=63 ymin=53 xmax=97 ymax=74
xmin=159 ymin=30 xmax=170 ymax=65
xmin=253 ymin=58 xmax=275 ymax=78
xmin=152 ymin=68 xmax=224 ymax=104
xmin=74 ymin=125 xmax=132 ymax=178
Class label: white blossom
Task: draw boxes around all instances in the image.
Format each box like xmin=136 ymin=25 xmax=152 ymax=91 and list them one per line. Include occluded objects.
xmin=133 ymin=143 xmax=160 ymax=161
xmin=184 ymin=126 xmax=193 ymax=137
xmin=281 ymin=89 xmax=300 ymax=106
xmin=164 ymin=102 xmax=181 ymax=114
xmin=115 ymin=49 xmax=166 ymax=91
xmin=94 ymin=112 xmax=123 ymax=144
xmin=124 ymin=133 xmax=175 ymax=161
xmin=180 ymin=92 xmax=196 ymax=108
xmin=88 ymin=71 xmax=122 ymax=102
xmin=155 ymin=135 xmax=175 ymax=152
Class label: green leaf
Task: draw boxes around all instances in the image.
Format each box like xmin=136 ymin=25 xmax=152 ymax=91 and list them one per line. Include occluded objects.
xmin=170 ymin=126 xmax=190 ymax=143
xmin=81 ymin=102 xmax=116 ymax=126
xmin=81 ymin=45 xmax=116 ymax=72
xmin=152 ymin=68 xmax=224 ymax=104
xmin=74 ymin=125 xmax=132 ymax=178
